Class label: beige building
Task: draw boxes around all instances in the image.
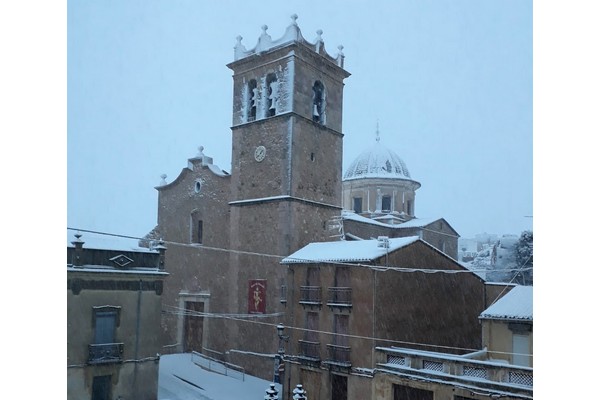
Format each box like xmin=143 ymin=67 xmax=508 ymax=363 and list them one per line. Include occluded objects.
xmin=67 ymin=232 xmax=167 ymax=400
xmin=480 ymin=285 xmax=533 ymax=367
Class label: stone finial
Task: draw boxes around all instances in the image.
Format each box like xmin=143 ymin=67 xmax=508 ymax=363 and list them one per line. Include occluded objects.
xmin=291 ymin=14 xmax=298 ymax=25
xmin=262 ymin=25 xmax=268 ymax=34
xmin=316 ymin=29 xmax=323 ymax=41
xmin=197 ymin=146 xmax=205 ymax=157
xmin=336 ymin=44 xmax=345 ymax=68
xmin=155 ymin=238 xmax=167 ymax=270
xmin=159 ymin=174 xmax=167 ymax=186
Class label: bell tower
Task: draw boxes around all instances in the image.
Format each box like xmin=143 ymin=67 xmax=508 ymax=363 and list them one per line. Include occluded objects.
xmin=227 ymin=14 xmax=350 ymax=255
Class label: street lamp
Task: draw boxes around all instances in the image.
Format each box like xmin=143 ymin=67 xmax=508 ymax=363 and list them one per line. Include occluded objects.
xmin=292 ymin=384 xmax=307 ymax=400
xmin=275 ymin=323 xmax=289 ymax=398
xmin=264 ymin=383 xmax=279 ymax=400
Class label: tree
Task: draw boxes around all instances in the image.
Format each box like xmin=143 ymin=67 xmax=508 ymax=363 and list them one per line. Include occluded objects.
xmin=514 ymin=230 xmax=533 ymax=285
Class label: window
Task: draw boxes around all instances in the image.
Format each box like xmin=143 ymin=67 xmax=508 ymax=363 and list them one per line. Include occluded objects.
xmin=94 ymin=310 xmax=117 ymax=344
xmin=92 ymin=375 xmax=112 ymax=400
xmin=353 ymin=197 xmax=362 ymax=214
xmin=92 ymin=306 xmax=120 ymax=344
xmin=89 ymin=306 xmax=122 ymax=364
xmin=312 ymin=81 xmax=326 ymax=124
xmin=333 ymin=314 xmax=349 ymax=347
xmin=248 ymin=79 xmax=258 ymax=121
xmin=406 ymin=199 xmax=413 ymax=216
xmin=382 ymin=195 xmax=391 ymax=212
xmin=393 ymin=384 xmax=433 ymax=400
xmin=512 ymin=333 xmax=530 ymax=366
xmin=331 ymin=374 xmax=347 ymax=400
xmin=266 ymin=73 xmax=278 ymax=117
xmin=191 ymin=211 xmax=203 ymax=244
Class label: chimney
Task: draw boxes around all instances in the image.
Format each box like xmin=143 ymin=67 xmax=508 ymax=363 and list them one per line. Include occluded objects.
xmin=71 ymin=233 xmax=85 ymax=267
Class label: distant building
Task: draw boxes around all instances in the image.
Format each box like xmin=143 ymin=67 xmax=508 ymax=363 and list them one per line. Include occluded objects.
xmin=67 ymin=232 xmax=168 ymax=400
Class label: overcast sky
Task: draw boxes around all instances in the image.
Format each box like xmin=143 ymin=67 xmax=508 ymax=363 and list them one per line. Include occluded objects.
xmin=67 ymin=0 xmax=533 ymax=240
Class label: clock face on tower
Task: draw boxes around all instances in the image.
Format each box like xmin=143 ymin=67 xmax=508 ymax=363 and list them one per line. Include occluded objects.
xmin=254 ymin=145 xmax=266 ymax=162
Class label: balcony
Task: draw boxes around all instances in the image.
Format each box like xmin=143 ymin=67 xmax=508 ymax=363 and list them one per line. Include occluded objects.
xmin=299 ymin=286 xmax=322 ymax=307
xmin=324 ymin=343 xmax=351 ymax=367
xmin=88 ymin=343 xmax=124 ymax=365
xmin=298 ymin=340 xmax=321 ymax=362
xmin=326 ymin=287 xmax=352 ymax=310
xmin=376 ymin=346 xmax=533 ymax=398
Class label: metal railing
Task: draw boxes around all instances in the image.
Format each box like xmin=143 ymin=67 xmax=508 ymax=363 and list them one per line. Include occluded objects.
xmin=88 ymin=343 xmax=124 ymax=364
xmin=325 ymin=343 xmax=351 ymax=366
xmin=327 ymin=287 xmax=352 ymax=306
xmin=299 ymin=286 xmax=322 ymax=305
xmin=298 ymin=340 xmax=321 ymax=360
xmin=191 ymin=351 xmax=245 ymax=381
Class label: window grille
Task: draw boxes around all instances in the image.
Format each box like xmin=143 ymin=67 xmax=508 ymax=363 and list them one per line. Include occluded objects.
xmin=463 ymin=366 xmax=487 ymax=379
xmin=423 ymin=360 xmax=443 ymax=372
xmin=509 ymin=371 xmax=533 ymax=386
xmin=387 ymin=355 xmax=405 ymax=366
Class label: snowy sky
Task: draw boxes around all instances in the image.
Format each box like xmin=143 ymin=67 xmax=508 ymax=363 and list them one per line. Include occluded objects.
xmin=67 ymin=0 xmax=533 ymax=240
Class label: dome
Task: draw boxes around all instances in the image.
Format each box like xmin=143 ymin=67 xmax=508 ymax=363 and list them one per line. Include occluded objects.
xmin=343 ymin=138 xmax=415 ymax=182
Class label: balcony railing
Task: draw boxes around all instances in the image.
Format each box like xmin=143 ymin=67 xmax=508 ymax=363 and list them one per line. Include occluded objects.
xmin=298 ymin=340 xmax=321 ymax=361
xmin=88 ymin=343 xmax=124 ymax=364
xmin=299 ymin=286 xmax=322 ymax=305
xmin=325 ymin=343 xmax=351 ymax=367
xmin=376 ymin=346 xmax=533 ymax=397
xmin=327 ymin=287 xmax=352 ymax=307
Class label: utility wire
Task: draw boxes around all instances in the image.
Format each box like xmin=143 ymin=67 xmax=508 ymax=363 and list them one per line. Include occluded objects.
xmin=163 ymin=304 xmax=532 ymax=360
xmin=68 ymin=227 xmax=532 ymax=358
xmin=67 ymin=227 xmax=532 ymax=275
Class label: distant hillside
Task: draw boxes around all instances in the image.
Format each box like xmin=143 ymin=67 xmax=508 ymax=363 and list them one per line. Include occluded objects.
xmin=459 ymin=232 xmax=532 ymax=284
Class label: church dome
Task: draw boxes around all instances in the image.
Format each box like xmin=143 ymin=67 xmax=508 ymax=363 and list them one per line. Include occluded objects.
xmin=343 ymin=137 xmax=416 ymax=182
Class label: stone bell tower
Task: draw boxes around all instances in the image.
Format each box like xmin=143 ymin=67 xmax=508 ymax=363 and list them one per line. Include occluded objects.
xmin=220 ymin=16 xmax=350 ymax=380
xmin=227 ymin=14 xmax=351 ymax=256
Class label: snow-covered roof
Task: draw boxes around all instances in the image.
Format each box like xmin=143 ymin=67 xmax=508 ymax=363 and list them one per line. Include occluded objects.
xmin=281 ymin=236 xmax=420 ymax=264
xmin=342 ymin=210 xmax=440 ymax=229
xmin=67 ymin=230 xmax=156 ymax=253
xmin=343 ymin=136 xmax=419 ymax=185
xmin=233 ymin=14 xmax=345 ymax=68
xmin=480 ymin=286 xmax=533 ymax=321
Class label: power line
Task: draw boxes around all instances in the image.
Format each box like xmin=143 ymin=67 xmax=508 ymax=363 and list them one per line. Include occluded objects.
xmin=164 ymin=304 xmax=532 ymax=360
xmin=67 ymin=226 xmax=532 ymax=275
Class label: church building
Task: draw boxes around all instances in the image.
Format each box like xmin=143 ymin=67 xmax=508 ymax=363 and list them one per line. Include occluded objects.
xmin=146 ymin=15 xmax=464 ymax=391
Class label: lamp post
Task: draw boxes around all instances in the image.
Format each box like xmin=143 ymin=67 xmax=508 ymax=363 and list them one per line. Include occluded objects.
xmin=275 ymin=323 xmax=289 ymax=399
xmin=292 ymin=384 xmax=307 ymax=400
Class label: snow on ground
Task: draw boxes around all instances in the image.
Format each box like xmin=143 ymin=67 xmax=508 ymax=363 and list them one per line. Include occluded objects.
xmin=158 ymin=353 xmax=281 ymax=400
